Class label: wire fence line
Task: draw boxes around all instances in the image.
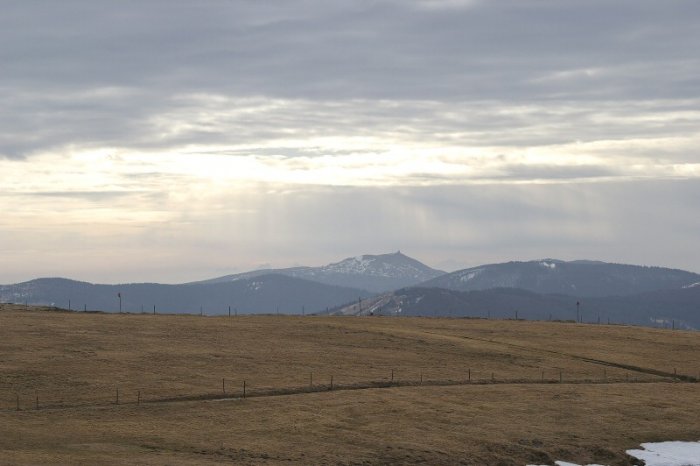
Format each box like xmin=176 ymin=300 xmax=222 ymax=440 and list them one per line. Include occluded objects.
xmin=3 ymin=368 xmax=697 ymax=413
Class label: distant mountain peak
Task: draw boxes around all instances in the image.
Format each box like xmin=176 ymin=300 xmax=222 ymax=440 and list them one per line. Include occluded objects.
xmin=194 ymin=251 xmax=445 ymax=293
xmin=321 ymin=252 xmax=443 ymax=280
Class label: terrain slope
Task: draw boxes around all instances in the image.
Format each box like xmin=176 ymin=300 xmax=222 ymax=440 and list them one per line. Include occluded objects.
xmin=1 ymin=304 xmax=698 ymax=465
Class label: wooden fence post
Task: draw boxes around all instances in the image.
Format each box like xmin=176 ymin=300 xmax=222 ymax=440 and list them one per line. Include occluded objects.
xmin=223 ymin=378 xmax=226 ymax=394
xmin=330 ymin=375 xmax=334 ymax=391
xmin=116 ymin=387 xmax=119 ymax=405
xmin=468 ymin=368 xmax=471 ymax=382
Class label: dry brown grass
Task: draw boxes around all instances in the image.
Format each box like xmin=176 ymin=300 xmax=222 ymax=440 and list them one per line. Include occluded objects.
xmin=1 ymin=304 xmax=699 ymax=465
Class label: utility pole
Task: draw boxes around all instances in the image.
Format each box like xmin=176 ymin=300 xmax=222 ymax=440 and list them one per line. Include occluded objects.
xmin=118 ymin=292 xmax=122 ymax=313
xmin=576 ymin=301 xmax=580 ymax=323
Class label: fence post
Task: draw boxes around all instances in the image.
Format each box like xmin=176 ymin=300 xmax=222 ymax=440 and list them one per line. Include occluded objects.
xmin=391 ymin=369 xmax=394 ymax=384
xmin=35 ymin=391 xmax=39 ymax=410
xmin=116 ymin=387 xmax=119 ymax=405
xmin=16 ymin=393 xmax=19 ymax=411
xmin=138 ymin=390 xmax=141 ymax=405
xmin=330 ymin=375 xmax=334 ymax=391
xmin=310 ymin=372 xmax=313 ymax=389
xmin=243 ymin=380 xmax=246 ymax=399
xmin=468 ymin=368 xmax=471 ymax=382
xmin=420 ymin=373 xmax=423 ymax=385
xmin=223 ymin=378 xmax=226 ymax=394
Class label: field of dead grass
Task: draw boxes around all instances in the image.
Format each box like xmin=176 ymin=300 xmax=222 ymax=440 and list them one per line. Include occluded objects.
xmin=1 ymin=304 xmax=698 ymax=464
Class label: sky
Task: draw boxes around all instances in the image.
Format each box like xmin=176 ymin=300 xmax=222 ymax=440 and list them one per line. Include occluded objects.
xmin=1 ymin=0 xmax=699 ymax=284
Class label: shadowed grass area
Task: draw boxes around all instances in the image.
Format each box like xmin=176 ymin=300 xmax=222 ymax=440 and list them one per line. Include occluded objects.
xmin=1 ymin=304 xmax=698 ymax=464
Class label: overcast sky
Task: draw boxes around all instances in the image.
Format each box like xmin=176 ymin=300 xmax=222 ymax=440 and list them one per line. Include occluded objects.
xmin=1 ymin=0 xmax=699 ymax=283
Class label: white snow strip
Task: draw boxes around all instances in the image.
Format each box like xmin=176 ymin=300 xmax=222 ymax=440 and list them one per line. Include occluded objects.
xmin=626 ymin=441 xmax=700 ymax=466
xmin=527 ymin=462 xmax=606 ymax=466
xmin=528 ymin=441 xmax=700 ymax=466
xmin=557 ymin=462 xmax=606 ymax=466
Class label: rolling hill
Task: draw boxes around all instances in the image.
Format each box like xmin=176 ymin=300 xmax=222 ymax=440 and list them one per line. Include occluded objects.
xmin=421 ymin=259 xmax=700 ymax=297
xmin=0 ymin=274 xmax=371 ymax=315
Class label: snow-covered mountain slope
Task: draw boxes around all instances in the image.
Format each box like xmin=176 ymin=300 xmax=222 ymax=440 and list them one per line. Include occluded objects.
xmin=420 ymin=259 xmax=700 ymax=297
xmin=195 ymin=252 xmax=446 ymax=293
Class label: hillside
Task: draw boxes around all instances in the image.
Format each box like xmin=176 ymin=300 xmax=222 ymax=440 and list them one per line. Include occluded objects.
xmin=334 ymin=286 xmax=700 ymax=329
xmin=0 ymin=274 xmax=370 ymax=314
xmin=422 ymin=259 xmax=700 ymax=297
xmin=0 ymin=305 xmax=698 ymax=465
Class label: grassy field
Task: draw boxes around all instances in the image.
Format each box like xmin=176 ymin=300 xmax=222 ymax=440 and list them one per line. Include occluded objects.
xmin=1 ymin=303 xmax=699 ymax=464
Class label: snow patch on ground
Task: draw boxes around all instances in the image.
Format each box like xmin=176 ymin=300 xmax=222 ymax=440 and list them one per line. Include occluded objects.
xmin=528 ymin=441 xmax=700 ymax=466
xmin=540 ymin=261 xmax=557 ymax=269
xmin=458 ymin=269 xmax=482 ymax=282
xmin=627 ymin=441 xmax=700 ymax=466
xmin=248 ymin=281 xmax=263 ymax=291
xmin=683 ymin=282 xmax=700 ymax=288
xmin=529 ymin=462 xmax=606 ymax=466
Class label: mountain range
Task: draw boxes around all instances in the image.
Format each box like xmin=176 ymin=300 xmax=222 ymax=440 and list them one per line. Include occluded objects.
xmin=1 ymin=253 xmax=698 ymax=328
xmin=0 ymin=252 xmax=435 ymax=314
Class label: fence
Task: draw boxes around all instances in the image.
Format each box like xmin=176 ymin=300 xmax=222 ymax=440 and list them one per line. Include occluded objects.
xmin=3 ymin=366 xmax=697 ymax=412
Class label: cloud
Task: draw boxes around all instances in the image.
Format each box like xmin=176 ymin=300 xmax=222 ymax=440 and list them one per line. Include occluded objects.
xmin=1 ymin=1 xmax=699 ymax=282
xmin=2 ymin=181 xmax=698 ymax=283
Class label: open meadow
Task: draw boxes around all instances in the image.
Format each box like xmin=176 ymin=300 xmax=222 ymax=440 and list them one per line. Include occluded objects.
xmin=1 ymin=303 xmax=699 ymax=465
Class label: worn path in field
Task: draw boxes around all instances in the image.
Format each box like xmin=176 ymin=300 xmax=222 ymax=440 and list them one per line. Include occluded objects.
xmin=326 ymin=321 xmax=697 ymax=382
xmin=1 ymin=374 xmax=689 ymax=415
